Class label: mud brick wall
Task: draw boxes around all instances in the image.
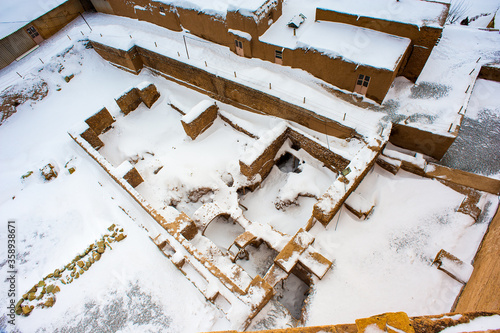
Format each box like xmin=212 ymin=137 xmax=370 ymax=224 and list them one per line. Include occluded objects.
xmin=239 ymin=130 xmax=288 ymax=181
xmin=91 ymin=41 xmax=355 ymax=140
xmin=389 ymin=123 xmax=455 ymax=160
xmin=123 ymin=167 xmax=144 ymax=188
xmin=80 ymin=127 xmax=104 ymax=150
xmin=85 ymin=107 xmax=114 ymax=134
xmin=115 ymin=87 xmax=142 ymax=115
xmin=138 ymin=83 xmax=161 ymax=108
xmin=478 ymin=65 xmax=500 ymax=82
xmin=287 ymin=128 xmax=350 ymax=173
xmin=91 ymin=41 xmax=456 ymax=160
xmin=313 ymin=148 xmax=381 ymax=226
xmin=92 ymin=41 xmax=143 ymax=73
xmin=181 ymin=104 xmax=219 ymax=140
xmin=315 ymin=8 xmax=447 ymax=82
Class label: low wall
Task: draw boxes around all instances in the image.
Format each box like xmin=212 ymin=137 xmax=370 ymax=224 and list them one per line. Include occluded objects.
xmin=91 ymin=41 xmax=356 ymax=139
xmin=478 ymin=64 xmax=500 ymax=82
xmin=389 ymin=123 xmax=455 ymax=160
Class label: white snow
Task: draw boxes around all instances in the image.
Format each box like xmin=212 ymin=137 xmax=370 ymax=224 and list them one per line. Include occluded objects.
xmin=155 ymin=0 xmax=273 ymax=18
xmin=181 ymin=100 xmax=215 ymax=124
xmin=297 ymin=21 xmax=410 ymax=71
xmin=0 ymin=0 xmax=69 ymax=39
xmin=439 ymin=254 xmax=474 ymax=284
xmin=0 ymin=4 xmax=499 ymax=332
xmin=315 ymin=0 xmax=449 ymax=28
xmin=229 ymin=29 xmax=252 ymax=41
xmin=260 ymin=3 xmax=411 ymax=70
xmin=306 ymin=166 xmax=498 ymax=325
xmin=439 ymin=315 xmax=500 ymax=332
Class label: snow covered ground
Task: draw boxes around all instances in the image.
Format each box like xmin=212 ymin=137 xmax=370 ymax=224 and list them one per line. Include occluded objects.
xmin=0 ymin=4 xmax=499 ymax=333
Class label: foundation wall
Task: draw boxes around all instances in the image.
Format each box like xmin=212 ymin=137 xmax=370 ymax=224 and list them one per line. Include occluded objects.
xmin=91 ymin=41 xmax=356 ymax=139
xmin=286 ymin=128 xmax=350 ymax=173
xmin=240 ymin=130 xmax=288 ymax=181
xmin=478 ymin=65 xmax=500 ymax=82
xmin=313 ymin=148 xmax=380 ymax=226
xmin=389 ymin=123 xmax=455 ymax=160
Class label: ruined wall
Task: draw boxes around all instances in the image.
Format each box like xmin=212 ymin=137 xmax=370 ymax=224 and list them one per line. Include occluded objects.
xmin=92 ymin=41 xmax=143 ymax=73
xmin=315 ymin=8 xmax=445 ymax=82
xmin=389 ymin=123 xmax=455 ymax=160
xmin=287 ymin=128 xmax=350 ymax=173
xmin=478 ymin=64 xmax=500 ymax=82
xmin=32 ymin=0 xmax=85 ymax=40
xmin=240 ymin=130 xmax=288 ymax=181
xmin=91 ymin=41 xmax=355 ymax=139
xmin=91 ymin=41 xmax=457 ymax=159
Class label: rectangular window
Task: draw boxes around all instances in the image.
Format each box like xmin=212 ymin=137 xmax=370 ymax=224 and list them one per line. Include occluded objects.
xmin=26 ymin=26 xmax=39 ymax=38
xmin=159 ymin=6 xmax=165 ymax=12
xmin=235 ymin=40 xmax=242 ymax=48
xmin=275 ymin=50 xmax=283 ymax=59
xmin=363 ymin=75 xmax=370 ymax=87
xmin=354 ymin=74 xmax=371 ymax=95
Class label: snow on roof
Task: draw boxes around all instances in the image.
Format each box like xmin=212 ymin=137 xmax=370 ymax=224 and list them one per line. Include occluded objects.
xmin=156 ymin=0 xmax=272 ymax=18
xmin=316 ymin=0 xmax=449 ymax=28
xmin=262 ymin=19 xmax=411 ymax=71
xmin=0 ymin=0 xmax=69 ymax=40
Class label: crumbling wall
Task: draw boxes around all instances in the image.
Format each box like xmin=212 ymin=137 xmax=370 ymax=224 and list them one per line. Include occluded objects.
xmin=312 ymin=144 xmax=382 ymax=226
xmin=478 ymin=64 xmax=500 ymax=82
xmin=181 ymin=101 xmax=219 ymax=140
xmin=90 ymin=41 xmax=356 ymax=139
xmin=389 ymin=123 xmax=455 ymax=160
xmin=85 ymin=107 xmax=114 ymax=134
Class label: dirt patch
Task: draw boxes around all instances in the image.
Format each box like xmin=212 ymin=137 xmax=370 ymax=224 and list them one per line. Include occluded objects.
xmin=0 ymin=76 xmax=49 ymax=125
xmin=410 ymin=82 xmax=451 ymax=100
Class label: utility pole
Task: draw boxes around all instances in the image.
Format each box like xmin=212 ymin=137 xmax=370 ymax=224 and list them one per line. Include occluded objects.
xmin=79 ymin=12 xmax=92 ymax=32
xmin=183 ymin=35 xmax=190 ymax=59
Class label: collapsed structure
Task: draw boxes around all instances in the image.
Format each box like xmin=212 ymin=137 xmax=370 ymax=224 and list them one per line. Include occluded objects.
xmin=68 ymin=74 xmax=500 ymax=329
xmin=69 ymin=80 xmax=392 ymax=329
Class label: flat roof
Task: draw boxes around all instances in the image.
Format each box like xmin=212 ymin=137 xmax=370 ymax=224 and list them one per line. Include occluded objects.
xmin=157 ymin=0 xmax=273 ymax=18
xmin=260 ymin=7 xmax=411 ymax=71
xmin=316 ymin=0 xmax=449 ymax=28
xmin=0 ymin=0 xmax=68 ymax=40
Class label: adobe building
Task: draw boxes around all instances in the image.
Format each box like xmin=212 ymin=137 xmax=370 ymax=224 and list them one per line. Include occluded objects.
xmin=0 ymin=0 xmax=94 ymax=70
xmin=86 ymin=0 xmax=449 ymax=103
